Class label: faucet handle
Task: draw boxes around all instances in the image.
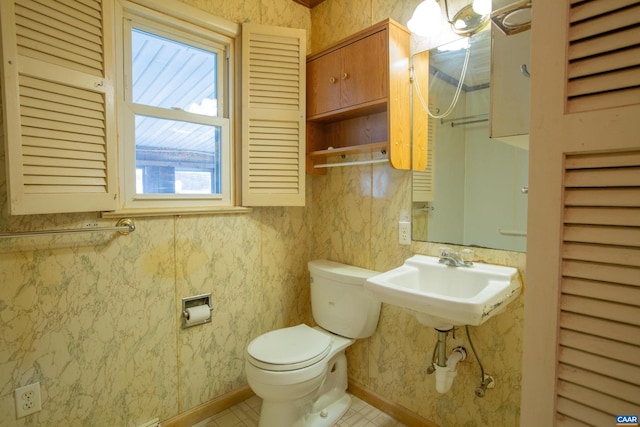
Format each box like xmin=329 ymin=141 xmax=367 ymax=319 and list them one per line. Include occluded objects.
xmin=440 ymin=246 xmax=458 ymax=257
xmin=439 ymin=246 xmax=454 ymax=257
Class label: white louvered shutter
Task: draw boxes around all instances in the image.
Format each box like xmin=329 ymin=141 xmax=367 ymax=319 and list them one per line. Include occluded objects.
xmin=412 ymin=170 xmax=433 ymax=203
xmin=0 ymin=0 xmax=116 ymax=215
xmin=411 ymin=95 xmax=436 ymax=202
xmin=241 ymin=23 xmax=306 ymax=206
xmin=412 ymin=112 xmax=435 ymax=202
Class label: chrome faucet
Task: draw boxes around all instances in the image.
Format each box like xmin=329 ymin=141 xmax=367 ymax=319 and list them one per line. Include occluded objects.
xmin=439 ymin=248 xmax=473 ymax=267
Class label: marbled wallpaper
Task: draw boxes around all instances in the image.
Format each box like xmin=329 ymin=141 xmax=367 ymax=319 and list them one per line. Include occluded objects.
xmin=1 ymin=1 xmax=526 ymax=426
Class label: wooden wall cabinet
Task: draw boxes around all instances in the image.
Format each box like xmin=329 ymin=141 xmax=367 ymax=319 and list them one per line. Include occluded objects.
xmin=307 ymin=30 xmax=387 ymax=117
xmin=306 ymin=19 xmax=411 ymax=173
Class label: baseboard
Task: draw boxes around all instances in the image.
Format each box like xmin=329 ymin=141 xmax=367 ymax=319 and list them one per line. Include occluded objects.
xmin=161 ymin=385 xmax=255 ymax=427
xmin=347 ymin=380 xmax=439 ymax=427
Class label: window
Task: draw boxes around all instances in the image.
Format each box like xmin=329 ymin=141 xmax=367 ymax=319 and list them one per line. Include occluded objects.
xmin=0 ymin=0 xmax=305 ymax=215
xmin=118 ymin=4 xmax=233 ymax=210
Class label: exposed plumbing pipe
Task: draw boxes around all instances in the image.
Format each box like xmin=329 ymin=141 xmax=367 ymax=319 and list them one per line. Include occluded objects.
xmin=447 ymin=346 xmax=466 ymax=371
xmin=465 ymin=325 xmax=494 ymax=397
xmin=436 ymin=330 xmax=448 ymax=367
xmin=427 ymin=327 xmax=495 ymax=395
xmin=434 ymin=346 xmax=467 ymax=394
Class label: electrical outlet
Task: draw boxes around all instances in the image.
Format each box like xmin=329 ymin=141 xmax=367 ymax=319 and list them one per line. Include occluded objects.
xmin=15 ymin=382 xmax=42 ymax=418
xmin=399 ymin=221 xmax=411 ymax=245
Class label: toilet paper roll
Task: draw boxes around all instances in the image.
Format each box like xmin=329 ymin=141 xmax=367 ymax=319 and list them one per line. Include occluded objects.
xmin=185 ymin=305 xmax=211 ymax=326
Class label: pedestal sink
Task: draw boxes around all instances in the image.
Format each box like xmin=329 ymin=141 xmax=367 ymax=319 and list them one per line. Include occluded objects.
xmin=365 ymin=254 xmax=521 ymax=329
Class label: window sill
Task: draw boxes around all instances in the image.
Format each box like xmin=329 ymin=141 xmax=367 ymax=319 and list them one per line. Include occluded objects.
xmin=101 ymin=206 xmax=252 ymax=218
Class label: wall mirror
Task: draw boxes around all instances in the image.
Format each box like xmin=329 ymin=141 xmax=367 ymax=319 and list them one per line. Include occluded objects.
xmin=411 ymin=28 xmax=528 ymax=252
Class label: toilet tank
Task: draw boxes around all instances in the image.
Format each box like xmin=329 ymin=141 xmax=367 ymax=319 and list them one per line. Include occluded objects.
xmin=308 ymin=260 xmax=381 ymax=339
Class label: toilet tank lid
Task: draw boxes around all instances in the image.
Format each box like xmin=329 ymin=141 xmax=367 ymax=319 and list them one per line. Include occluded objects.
xmin=308 ymin=259 xmax=378 ymax=285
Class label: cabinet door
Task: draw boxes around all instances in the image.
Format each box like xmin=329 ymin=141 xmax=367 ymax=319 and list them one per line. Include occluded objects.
xmin=490 ymin=27 xmax=531 ymax=143
xmin=307 ymin=49 xmax=341 ymax=116
xmin=341 ymin=30 xmax=387 ymax=108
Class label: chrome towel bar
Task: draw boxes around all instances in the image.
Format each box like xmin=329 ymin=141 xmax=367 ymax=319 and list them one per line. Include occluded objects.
xmin=497 ymin=227 xmax=526 ymax=237
xmin=441 ymin=113 xmax=489 ymax=128
xmin=0 ymin=218 xmax=135 ymax=239
xmin=314 ymin=158 xmax=389 ymax=169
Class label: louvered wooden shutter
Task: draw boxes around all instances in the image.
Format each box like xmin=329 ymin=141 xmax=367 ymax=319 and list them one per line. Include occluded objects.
xmin=567 ymin=0 xmax=640 ymax=113
xmin=241 ymin=23 xmax=306 ymax=206
xmin=0 ymin=0 xmax=116 ymax=215
xmin=560 ymin=13 xmax=640 ymax=422
xmin=412 ymin=111 xmax=435 ymax=202
xmin=521 ymin=0 xmax=640 ymax=425
xmin=557 ymin=150 xmax=640 ymax=424
xmin=412 ymin=170 xmax=433 ymax=203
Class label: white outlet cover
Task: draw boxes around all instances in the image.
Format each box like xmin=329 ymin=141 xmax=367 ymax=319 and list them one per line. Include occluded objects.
xmin=399 ymin=221 xmax=411 ymax=245
xmin=15 ymin=382 xmax=42 ymax=418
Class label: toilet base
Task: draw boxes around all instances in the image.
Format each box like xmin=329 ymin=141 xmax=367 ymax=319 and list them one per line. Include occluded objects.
xmin=258 ymin=399 xmax=307 ymax=427
xmin=256 ymin=350 xmax=351 ymax=427
xmin=258 ymin=393 xmax=351 ymax=427
xmin=306 ymin=393 xmax=351 ymax=427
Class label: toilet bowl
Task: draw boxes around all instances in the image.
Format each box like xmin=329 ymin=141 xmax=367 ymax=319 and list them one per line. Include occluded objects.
xmin=245 ymin=324 xmax=353 ymax=426
xmin=245 ymin=260 xmax=381 ymax=427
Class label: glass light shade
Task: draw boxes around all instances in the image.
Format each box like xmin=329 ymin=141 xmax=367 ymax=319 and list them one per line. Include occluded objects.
xmin=407 ymin=0 xmax=442 ymax=36
xmin=472 ymin=0 xmax=492 ymax=15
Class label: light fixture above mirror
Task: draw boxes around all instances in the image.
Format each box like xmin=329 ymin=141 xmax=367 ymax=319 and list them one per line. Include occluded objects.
xmin=472 ymin=0 xmax=491 ymax=15
xmin=407 ymin=0 xmax=491 ymax=37
xmin=407 ymin=0 xmax=442 ymax=36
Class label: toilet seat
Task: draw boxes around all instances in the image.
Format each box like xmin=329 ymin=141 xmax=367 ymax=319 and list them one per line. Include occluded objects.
xmin=247 ymin=324 xmax=332 ymax=371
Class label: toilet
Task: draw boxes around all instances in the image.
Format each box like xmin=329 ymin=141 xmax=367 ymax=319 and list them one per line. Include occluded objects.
xmin=245 ymin=259 xmax=381 ymax=427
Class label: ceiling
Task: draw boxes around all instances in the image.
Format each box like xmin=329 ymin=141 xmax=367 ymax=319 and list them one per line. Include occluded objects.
xmin=428 ymin=27 xmax=491 ymax=91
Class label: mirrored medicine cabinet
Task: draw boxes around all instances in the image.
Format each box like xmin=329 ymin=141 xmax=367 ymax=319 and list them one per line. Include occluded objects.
xmin=410 ymin=26 xmax=529 ymax=252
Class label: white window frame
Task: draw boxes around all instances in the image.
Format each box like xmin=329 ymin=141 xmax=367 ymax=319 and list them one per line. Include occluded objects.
xmin=115 ymin=0 xmax=239 ymax=213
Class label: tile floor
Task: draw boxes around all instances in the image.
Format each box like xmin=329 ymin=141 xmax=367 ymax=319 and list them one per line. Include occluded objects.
xmin=194 ymin=394 xmax=407 ymax=427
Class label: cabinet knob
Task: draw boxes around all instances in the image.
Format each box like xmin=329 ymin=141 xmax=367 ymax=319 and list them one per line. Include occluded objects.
xmin=330 ymin=76 xmax=337 ymax=84
xmin=342 ymin=72 xmax=349 ymax=80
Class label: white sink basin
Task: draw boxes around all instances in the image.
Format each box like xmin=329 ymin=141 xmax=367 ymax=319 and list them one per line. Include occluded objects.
xmin=365 ymin=254 xmax=521 ymax=329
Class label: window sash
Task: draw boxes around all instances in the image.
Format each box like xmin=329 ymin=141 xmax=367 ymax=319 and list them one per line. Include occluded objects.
xmin=118 ymin=3 xmax=233 ymax=210
xmin=125 ymin=19 xmax=227 ymax=116
xmin=121 ymin=106 xmax=231 ymax=206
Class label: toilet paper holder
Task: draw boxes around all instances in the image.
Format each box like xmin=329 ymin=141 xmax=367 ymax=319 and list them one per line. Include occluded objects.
xmin=182 ymin=293 xmax=213 ymax=328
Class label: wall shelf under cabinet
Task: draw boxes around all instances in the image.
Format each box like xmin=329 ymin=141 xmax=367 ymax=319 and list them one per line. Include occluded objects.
xmin=307 ymin=141 xmax=388 ymax=171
